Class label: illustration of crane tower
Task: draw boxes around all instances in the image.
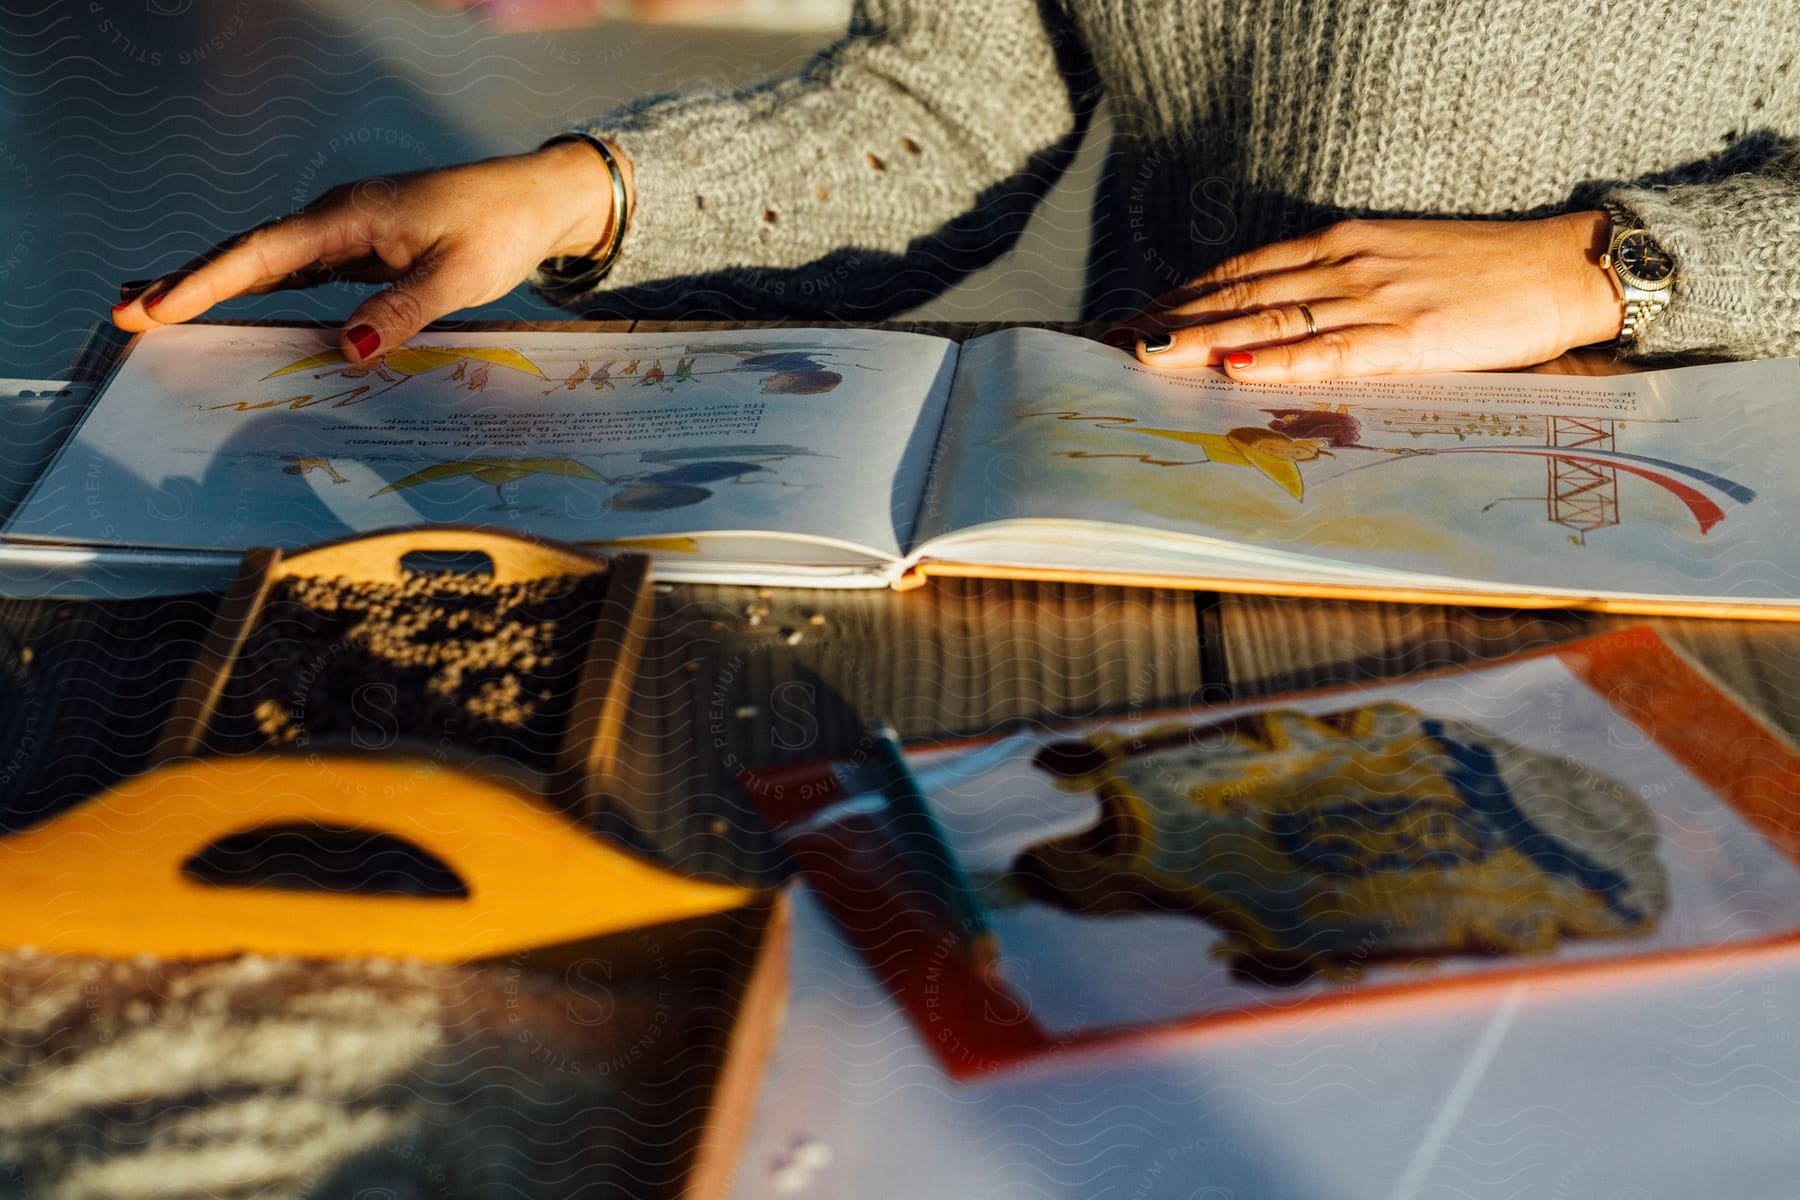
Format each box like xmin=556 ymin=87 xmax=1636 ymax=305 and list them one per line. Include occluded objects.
xmin=1543 ymin=416 xmax=1620 ymax=545
xmin=1363 ymin=405 xmax=1693 ymax=545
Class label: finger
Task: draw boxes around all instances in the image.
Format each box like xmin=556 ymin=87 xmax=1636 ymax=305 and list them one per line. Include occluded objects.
xmin=339 ymin=249 xmax=461 ymax=363
xmin=314 ymin=258 xmax=403 ymax=287
xmin=226 ymin=264 xmax=341 ymax=298
xmin=1120 ymin=272 xmax=1339 ymax=347
xmin=114 ymin=215 xmax=351 ymax=330
xmin=155 ymin=217 xmax=345 ymax=318
xmin=1220 ymin=325 xmax=1418 ymax=384
xmin=1139 ymin=233 xmax=1335 ymax=316
xmin=236 ymin=257 xmax=402 ymax=296
xmin=1112 ymin=258 xmax=1346 ymax=348
xmin=109 ymin=278 xmax=164 ymax=329
xmin=110 ymin=276 xmax=175 ymax=330
xmin=1136 ymin=301 xmax=1347 ymax=369
xmin=1143 ymin=266 xmax=1352 ymax=330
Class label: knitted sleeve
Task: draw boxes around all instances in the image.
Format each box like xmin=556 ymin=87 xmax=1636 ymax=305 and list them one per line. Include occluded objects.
xmin=1603 ymin=142 xmax=1800 ymax=359
xmin=533 ymin=0 xmax=1088 ymax=319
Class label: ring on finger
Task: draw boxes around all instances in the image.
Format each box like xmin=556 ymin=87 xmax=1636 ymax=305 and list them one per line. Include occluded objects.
xmin=1296 ymin=302 xmax=1319 ymax=337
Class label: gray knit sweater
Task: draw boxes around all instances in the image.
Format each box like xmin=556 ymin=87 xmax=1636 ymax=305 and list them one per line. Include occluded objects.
xmin=552 ymin=0 xmax=1800 ymax=360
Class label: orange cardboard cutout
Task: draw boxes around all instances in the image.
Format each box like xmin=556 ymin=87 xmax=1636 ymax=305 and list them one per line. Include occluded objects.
xmin=0 ymin=752 xmax=752 ymax=962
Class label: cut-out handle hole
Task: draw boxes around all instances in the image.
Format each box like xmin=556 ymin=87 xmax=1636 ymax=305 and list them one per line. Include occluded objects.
xmin=183 ymin=823 xmax=469 ymax=898
xmin=399 ymin=549 xmax=495 ymax=578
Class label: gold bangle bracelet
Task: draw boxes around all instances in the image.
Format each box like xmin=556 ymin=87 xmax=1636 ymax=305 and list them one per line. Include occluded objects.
xmin=537 ymin=131 xmax=629 ymax=294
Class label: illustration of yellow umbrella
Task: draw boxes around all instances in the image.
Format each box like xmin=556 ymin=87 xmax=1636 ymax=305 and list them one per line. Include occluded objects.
xmin=375 ymin=457 xmax=608 ymax=496
xmin=264 ymin=345 xmax=547 ymax=381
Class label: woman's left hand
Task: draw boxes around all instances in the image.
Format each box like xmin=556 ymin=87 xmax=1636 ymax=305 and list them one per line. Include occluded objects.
xmin=1119 ymin=212 xmax=1628 ymax=382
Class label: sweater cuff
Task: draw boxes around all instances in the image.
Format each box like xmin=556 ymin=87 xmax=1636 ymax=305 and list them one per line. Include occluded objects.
xmin=526 ymin=121 xmax=677 ymax=302
xmin=526 ymin=102 xmax=784 ymax=305
xmin=1600 ymin=183 xmax=1772 ymax=359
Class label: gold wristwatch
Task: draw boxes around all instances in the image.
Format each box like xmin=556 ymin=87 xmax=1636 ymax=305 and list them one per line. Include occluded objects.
xmin=1600 ymin=203 xmax=1674 ymax=343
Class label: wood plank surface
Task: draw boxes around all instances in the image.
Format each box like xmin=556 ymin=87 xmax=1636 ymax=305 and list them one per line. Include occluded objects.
xmin=1215 ymin=593 xmax=1800 ymax=740
xmin=605 ymin=577 xmax=1208 ymax=884
xmin=0 ymin=592 xmax=219 ymax=833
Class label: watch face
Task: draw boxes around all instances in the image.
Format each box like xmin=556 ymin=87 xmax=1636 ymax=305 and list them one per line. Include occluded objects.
xmin=1616 ymin=231 xmax=1674 ymax=284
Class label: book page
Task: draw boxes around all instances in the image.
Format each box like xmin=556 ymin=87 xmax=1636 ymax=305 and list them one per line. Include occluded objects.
xmin=5 ymin=325 xmax=958 ymax=561
xmin=920 ymin=327 xmax=1800 ymax=600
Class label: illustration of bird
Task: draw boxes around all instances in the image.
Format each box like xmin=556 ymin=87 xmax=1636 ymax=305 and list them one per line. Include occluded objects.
xmin=544 ymin=360 xmax=591 ymax=394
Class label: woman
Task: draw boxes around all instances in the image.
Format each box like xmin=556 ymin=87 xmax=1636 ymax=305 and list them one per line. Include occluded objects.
xmin=110 ymin=1 xmax=1798 ymax=382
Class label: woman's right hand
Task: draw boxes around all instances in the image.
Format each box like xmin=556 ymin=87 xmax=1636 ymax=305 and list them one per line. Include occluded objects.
xmin=109 ymin=140 xmax=628 ymax=363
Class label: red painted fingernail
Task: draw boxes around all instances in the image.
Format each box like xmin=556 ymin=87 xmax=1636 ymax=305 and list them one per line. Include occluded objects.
xmin=1226 ymin=352 xmax=1254 ymax=369
xmin=142 ymin=289 xmax=167 ymax=312
xmin=347 ymin=324 xmax=381 ymax=359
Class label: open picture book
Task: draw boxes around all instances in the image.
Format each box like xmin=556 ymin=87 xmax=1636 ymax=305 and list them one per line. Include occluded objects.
xmin=7 ymin=323 xmax=1800 ymax=612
